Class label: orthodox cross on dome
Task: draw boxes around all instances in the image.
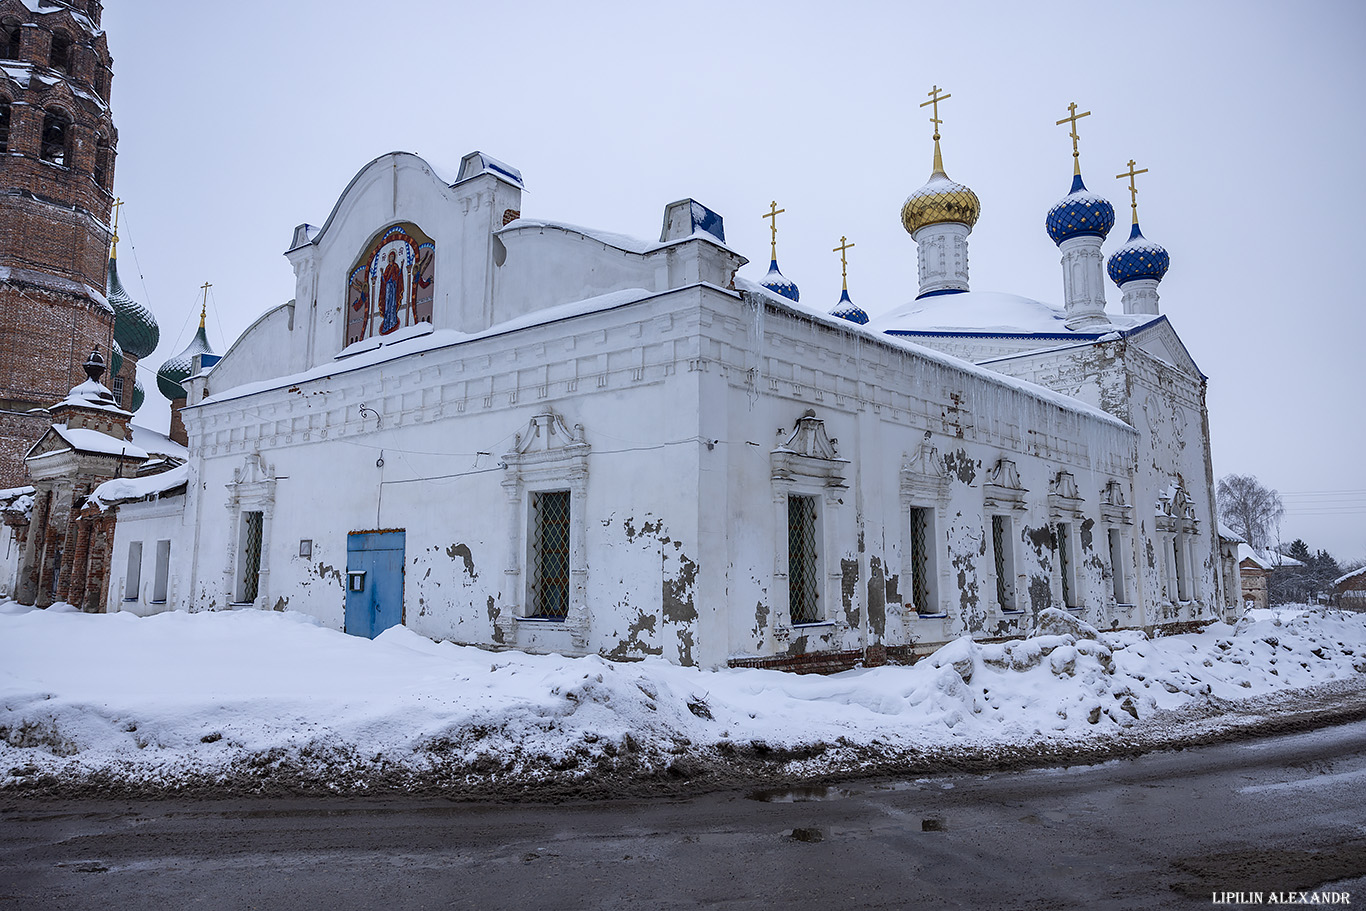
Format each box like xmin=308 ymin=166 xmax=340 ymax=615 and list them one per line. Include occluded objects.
xmin=921 ymin=84 xmax=952 ymax=173
xmin=1056 ymin=101 xmax=1092 ymax=175
xmin=1116 ymin=158 xmax=1149 ymax=223
xmin=833 ymin=235 xmax=855 ymax=291
xmin=110 ymin=196 xmax=123 ymax=257
xmin=198 ymin=281 xmax=211 ymax=327
xmin=763 ymin=200 xmax=786 ymax=261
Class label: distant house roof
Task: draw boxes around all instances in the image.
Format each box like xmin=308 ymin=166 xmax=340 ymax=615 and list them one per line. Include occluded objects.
xmin=1335 ymin=566 xmax=1366 ymax=587
xmin=1239 ymin=544 xmax=1305 ymax=570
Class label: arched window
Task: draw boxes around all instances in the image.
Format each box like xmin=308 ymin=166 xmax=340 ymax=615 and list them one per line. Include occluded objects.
xmin=0 ymin=18 xmax=20 ymax=61
xmin=0 ymin=101 xmax=10 ymax=154
xmin=93 ymin=132 xmax=110 ymax=186
xmin=40 ymin=108 xmax=71 ymax=165
xmin=49 ymin=30 xmax=71 ymax=73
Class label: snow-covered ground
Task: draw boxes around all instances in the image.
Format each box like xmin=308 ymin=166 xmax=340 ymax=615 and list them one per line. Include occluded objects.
xmin=2 ymin=602 xmax=1363 ymax=797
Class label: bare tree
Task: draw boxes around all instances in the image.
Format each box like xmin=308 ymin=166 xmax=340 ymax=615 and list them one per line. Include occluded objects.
xmin=1217 ymin=474 xmax=1284 ymax=553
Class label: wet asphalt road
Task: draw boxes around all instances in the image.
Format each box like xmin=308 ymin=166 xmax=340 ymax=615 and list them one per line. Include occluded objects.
xmin=2 ymin=721 xmax=1365 ymax=911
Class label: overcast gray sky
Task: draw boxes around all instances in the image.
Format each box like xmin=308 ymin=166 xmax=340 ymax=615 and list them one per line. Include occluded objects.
xmin=100 ymin=0 xmax=1366 ymax=560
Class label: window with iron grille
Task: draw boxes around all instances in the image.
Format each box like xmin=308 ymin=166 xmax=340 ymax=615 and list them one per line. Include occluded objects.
xmin=238 ymin=511 xmax=263 ymax=603
xmin=530 ymin=490 xmax=571 ymax=619
xmin=991 ymin=515 xmax=1016 ymax=610
xmin=111 ymin=374 xmax=124 ymax=406
xmin=1057 ymin=522 xmax=1076 ymax=608
xmin=788 ymin=494 xmax=820 ymax=624
xmin=909 ymin=506 xmax=933 ymax=614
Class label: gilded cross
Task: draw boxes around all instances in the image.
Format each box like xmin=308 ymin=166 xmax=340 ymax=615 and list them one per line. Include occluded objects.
xmin=110 ymin=197 xmax=123 ymax=254
xmin=921 ymin=85 xmax=951 ymax=140
xmin=1056 ymin=101 xmax=1092 ymax=171
xmin=763 ymin=200 xmax=786 ymax=261
xmin=199 ymin=281 xmax=212 ymax=327
xmin=833 ymin=236 xmax=855 ymax=290
xmin=1116 ymin=158 xmax=1149 ymax=220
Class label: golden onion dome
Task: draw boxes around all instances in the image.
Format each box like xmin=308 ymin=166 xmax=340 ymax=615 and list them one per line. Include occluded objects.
xmin=901 ymin=169 xmax=981 ymax=235
xmin=901 ymin=139 xmax=980 ymax=235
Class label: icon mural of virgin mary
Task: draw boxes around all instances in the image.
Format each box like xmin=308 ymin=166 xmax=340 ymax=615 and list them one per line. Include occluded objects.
xmin=379 ymin=250 xmax=404 ymax=335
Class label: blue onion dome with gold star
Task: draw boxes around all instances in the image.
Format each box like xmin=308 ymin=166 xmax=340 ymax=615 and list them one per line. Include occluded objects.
xmin=761 ymin=260 xmax=800 ymax=302
xmin=157 ymin=314 xmax=214 ymax=401
xmin=107 ymin=252 xmax=160 ymax=360
xmin=830 ymin=288 xmax=869 ymax=324
xmin=1107 ymin=219 xmax=1170 ymax=286
xmin=1046 ymin=172 xmax=1115 ymax=245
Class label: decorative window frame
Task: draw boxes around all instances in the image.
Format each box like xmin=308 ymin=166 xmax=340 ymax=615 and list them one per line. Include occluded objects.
xmin=983 ymin=458 xmax=1028 ymax=513
xmin=769 ymin=411 xmax=847 ymax=644
xmin=900 ymin=431 xmax=949 ymax=619
xmin=223 ymin=451 xmax=276 ymax=609
xmin=498 ymin=412 xmax=590 ymax=650
xmin=984 ymin=458 xmax=1027 ymax=613
xmin=1160 ymin=484 xmax=1201 ymax=602
xmin=1100 ymin=477 xmax=1136 ymax=607
xmin=1048 ymin=471 xmax=1085 ymax=611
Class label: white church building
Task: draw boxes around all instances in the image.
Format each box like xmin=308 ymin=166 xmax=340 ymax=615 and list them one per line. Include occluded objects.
xmin=98 ymin=116 xmax=1232 ymax=671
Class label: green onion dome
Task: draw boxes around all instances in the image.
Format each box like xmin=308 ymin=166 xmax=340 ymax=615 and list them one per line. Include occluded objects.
xmin=156 ymin=322 xmax=213 ymax=401
xmin=109 ymin=338 xmax=123 ymax=377
xmin=131 ymin=377 xmax=145 ymax=412
xmin=107 ymin=255 xmax=160 ymax=359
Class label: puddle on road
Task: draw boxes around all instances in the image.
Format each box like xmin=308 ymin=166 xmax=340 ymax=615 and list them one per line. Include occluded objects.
xmin=745 ymin=785 xmax=853 ymax=803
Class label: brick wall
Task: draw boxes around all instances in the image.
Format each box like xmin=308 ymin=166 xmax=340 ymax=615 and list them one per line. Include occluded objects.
xmin=0 ymin=0 xmax=118 ymax=486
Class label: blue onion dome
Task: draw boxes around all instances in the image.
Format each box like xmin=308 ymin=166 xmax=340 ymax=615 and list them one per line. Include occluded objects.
xmin=1046 ymin=173 xmax=1115 ymax=245
xmin=902 ymin=168 xmax=981 ymax=236
xmin=107 ymin=255 xmax=160 ymax=359
xmin=131 ymin=377 xmax=145 ymax=413
xmin=1107 ymin=220 xmax=1170 ymax=286
xmin=830 ymin=288 xmax=869 ymax=325
xmin=761 ymin=259 xmax=800 ymax=302
xmin=109 ymin=338 xmax=123 ymax=377
xmin=157 ymin=323 xmax=213 ymax=401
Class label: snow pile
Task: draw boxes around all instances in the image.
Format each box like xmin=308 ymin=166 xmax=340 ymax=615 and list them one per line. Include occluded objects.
xmin=1 ymin=604 xmax=1362 ymax=795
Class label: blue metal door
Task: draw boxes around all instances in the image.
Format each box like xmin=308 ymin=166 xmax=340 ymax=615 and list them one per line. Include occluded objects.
xmin=345 ymin=530 xmax=405 ymax=638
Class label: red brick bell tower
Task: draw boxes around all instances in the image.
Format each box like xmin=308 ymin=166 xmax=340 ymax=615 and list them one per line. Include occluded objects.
xmin=0 ymin=0 xmax=118 ymax=487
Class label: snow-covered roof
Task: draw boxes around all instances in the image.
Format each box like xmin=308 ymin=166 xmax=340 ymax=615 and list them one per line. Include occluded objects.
xmin=0 ymin=265 xmax=111 ymax=313
xmin=454 ymin=151 xmax=524 ymax=189
xmin=29 ymin=424 xmax=147 ymax=461
xmin=499 ymin=217 xmax=738 ymax=257
xmin=1238 ymin=544 xmax=1273 ymax=570
xmin=129 ymin=423 xmax=188 ymax=461
xmin=1239 ymin=544 xmax=1305 ymax=570
xmin=55 ymin=378 xmax=130 ymax=416
xmin=200 ymin=288 xmax=657 ymax=407
xmin=1335 ymin=566 xmax=1366 ymax=587
xmin=89 ymin=464 xmax=189 ymax=511
xmin=736 ymin=277 xmax=1136 ymax=433
xmin=1218 ymin=522 xmax=1245 ymax=544
xmin=868 ymin=289 xmax=1161 ymax=338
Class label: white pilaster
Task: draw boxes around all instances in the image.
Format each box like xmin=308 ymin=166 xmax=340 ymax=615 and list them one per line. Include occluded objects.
xmin=1058 ymin=235 xmax=1111 ymax=330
